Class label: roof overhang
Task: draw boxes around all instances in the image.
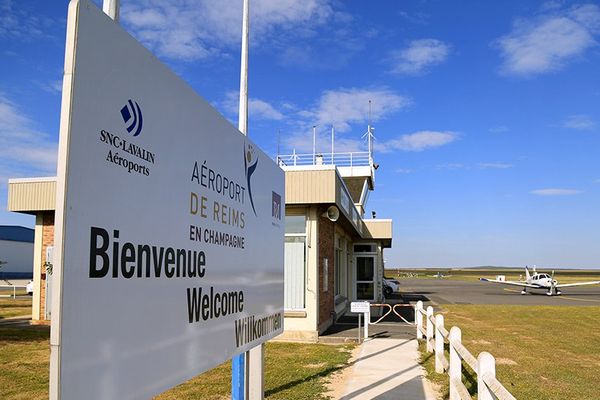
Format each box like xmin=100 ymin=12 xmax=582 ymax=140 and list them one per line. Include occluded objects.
xmin=7 ymin=177 xmax=57 ymax=215
xmin=283 ymin=165 xmax=391 ymax=245
xmin=363 ymin=219 xmax=393 ymax=248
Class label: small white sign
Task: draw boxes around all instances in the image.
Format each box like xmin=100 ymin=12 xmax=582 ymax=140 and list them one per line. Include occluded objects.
xmin=351 ymin=301 xmax=370 ymax=313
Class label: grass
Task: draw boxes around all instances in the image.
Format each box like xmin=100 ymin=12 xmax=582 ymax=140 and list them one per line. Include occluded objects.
xmin=0 ymin=297 xmax=32 ymax=319
xmin=0 ymin=327 xmax=50 ymax=400
xmin=418 ymin=304 xmax=600 ymax=400
xmin=0 ymin=321 xmax=354 ymax=400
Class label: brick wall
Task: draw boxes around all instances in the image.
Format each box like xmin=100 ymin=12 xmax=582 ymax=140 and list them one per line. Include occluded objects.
xmin=39 ymin=211 xmax=55 ymax=321
xmin=318 ymin=212 xmax=335 ymax=327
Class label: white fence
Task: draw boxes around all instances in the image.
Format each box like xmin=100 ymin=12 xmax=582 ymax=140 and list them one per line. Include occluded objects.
xmin=0 ymin=285 xmax=28 ymax=299
xmin=415 ymin=301 xmax=516 ymax=400
xmin=276 ymin=151 xmax=371 ymax=167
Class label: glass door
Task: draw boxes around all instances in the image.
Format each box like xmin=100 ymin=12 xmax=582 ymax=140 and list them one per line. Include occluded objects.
xmin=355 ymin=255 xmax=375 ymax=300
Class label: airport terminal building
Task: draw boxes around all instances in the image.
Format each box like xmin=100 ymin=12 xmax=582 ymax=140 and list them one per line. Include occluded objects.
xmin=8 ymin=148 xmax=392 ymax=339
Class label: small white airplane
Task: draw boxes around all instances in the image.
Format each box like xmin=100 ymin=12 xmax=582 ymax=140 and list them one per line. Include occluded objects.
xmin=480 ymin=266 xmax=600 ymax=296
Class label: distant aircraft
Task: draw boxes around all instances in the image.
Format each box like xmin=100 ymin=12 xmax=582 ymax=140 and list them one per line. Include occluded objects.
xmin=431 ymin=272 xmax=451 ymax=279
xmin=480 ymin=266 xmax=600 ymax=296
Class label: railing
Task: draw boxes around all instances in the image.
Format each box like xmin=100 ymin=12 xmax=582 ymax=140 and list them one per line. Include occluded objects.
xmin=415 ymin=301 xmax=516 ymax=400
xmin=0 ymin=285 xmax=28 ymax=299
xmin=276 ymin=151 xmax=371 ymax=167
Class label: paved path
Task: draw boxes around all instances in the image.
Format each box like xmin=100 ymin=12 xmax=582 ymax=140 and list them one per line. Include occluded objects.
xmin=340 ymin=338 xmax=437 ymax=400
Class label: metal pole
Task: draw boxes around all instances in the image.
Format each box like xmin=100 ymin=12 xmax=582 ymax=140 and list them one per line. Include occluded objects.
xmin=102 ymin=0 xmax=119 ymax=21
xmin=234 ymin=1 xmax=265 ymax=399
xmin=364 ymin=309 xmax=369 ymax=339
xmin=358 ymin=313 xmax=361 ymax=343
xmin=312 ymin=125 xmax=316 ymax=165
xmin=238 ymin=0 xmax=249 ymax=136
xmin=331 ymin=126 xmax=334 ymax=164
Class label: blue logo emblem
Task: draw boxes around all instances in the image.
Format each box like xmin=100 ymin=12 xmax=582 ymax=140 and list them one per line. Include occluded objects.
xmin=120 ymin=99 xmax=143 ymax=137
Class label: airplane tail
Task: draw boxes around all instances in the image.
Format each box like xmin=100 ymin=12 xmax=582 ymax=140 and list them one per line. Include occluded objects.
xmin=525 ymin=266 xmax=531 ymax=281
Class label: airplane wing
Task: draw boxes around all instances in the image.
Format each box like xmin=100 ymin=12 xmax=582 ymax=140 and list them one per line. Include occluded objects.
xmin=556 ymin=280 xmax=600 ymax=288
xmin=479 ymin=278 xmax=537 ymax=288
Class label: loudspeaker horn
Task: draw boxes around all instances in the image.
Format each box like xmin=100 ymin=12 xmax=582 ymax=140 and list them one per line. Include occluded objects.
xmin=324 ymin=205 xmax=339 ymax=222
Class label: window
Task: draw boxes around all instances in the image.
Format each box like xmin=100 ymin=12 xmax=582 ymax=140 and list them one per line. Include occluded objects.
xmin=334 ymin=247 xmax=342 ymax=295
xmin=323 ymin=258 xmax=328 ymax=292
xmin=355 ymin=256 xmax=375 ymax=300
xmin=284 ymin=215 xmax=306 ymax=310
xmin=285 ymin=215 xmax=306 ymax=234
xmin=354 ymin=244 xmax=376 ymax=253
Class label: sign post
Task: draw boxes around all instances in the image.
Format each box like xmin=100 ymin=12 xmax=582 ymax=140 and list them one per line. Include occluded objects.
xmin=351 ymin=301 xmax=370 ymax=340
xmin=50 ymin=2 xmax=284 ymax=399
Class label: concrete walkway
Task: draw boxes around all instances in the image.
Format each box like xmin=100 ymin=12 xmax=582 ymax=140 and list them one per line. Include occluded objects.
xmin=340 ymin=338 xmax=438 ymax=400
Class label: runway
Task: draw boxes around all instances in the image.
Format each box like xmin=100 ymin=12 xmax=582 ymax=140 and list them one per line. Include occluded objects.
xmin=398 ymin=278 xmax=600 ymax=306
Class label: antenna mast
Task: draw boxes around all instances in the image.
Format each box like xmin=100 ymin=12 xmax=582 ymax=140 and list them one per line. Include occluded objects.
xmin=367 ymin=100 xmax=373 ymax=157
xmin=361 ymin=100 xmax=375 ymax=163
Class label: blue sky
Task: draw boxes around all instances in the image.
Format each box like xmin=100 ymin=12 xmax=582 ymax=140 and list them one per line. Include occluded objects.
xmin=1 ymin=0 xmax=599 ymax=268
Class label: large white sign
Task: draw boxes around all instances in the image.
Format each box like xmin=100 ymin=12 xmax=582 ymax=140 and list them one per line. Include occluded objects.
xmin=50 ymin=1 xmax=284 ymax=399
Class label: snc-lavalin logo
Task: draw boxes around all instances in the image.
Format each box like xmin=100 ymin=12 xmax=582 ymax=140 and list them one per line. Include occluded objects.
xmin=120 ymin=99 xmax=143 ymax=137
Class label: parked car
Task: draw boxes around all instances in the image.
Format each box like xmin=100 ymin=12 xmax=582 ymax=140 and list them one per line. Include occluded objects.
xmin=383 ymin=278 xmax=400 ymax=296
xmin=26 ymin=280 xmax=34 ymax=295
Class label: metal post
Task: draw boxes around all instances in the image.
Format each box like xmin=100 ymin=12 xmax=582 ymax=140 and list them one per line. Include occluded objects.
xmin=312 ymin=126 xmax=316 ymax=165
xmin=331 ymin=126 xmax=334 ymax=164
xmin=248 ymin=345 xmax=264 ymax=400
xmin=233 ymin=1 xmax=256 ymax=400
xmin=478 ymin=352 xmax=496 ymax=400
xmin=426 ymin=306 xmax=434 ymax=353
xmin=232 ymin=355 xmax=246 ymax=400
xmin=416 ymin=300 xmax=423 ymax=340
xmin=448 ymin=327 xmax=461 ymax=400
xmin=364 ymin=309 xmax=369 ymax=339
xmin=358 ymin=312 xmax=361 ymax=343
xmin=102 ymin=0 xmax=119 ymax=21
xmin=435 ymin=314 xmax=444 ymax=373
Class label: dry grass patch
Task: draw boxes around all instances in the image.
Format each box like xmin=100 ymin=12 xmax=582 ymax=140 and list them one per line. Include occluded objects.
xmin=418 ymin=305 xmax=600 ymax=400
xmin=0 ymin=326 xmax=354 ymax=400
xmin=0 ymin=297 xmax=32 ymax=319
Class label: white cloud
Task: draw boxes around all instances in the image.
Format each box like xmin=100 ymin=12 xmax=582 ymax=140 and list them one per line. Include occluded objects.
xmin=390 ymin=39 xmax=450 ymax=75
xmin=279 ymin=87 xmax=410 ymax=155
xmin=304 ymin=88 xmax=411 ymax=133
xmin=0 ymin=1 xmax=55 ymax=39
xmin=496 ymin=3 xmax=600 ymax=76
xmin=37 ymin=79 xmax=63 ymax=95
xmin=562 ymin=114 xmax=596 ymax=129
xmin=489 ymin=125 xmax=509 ymax=133
xmin=283 ymin=131 xmax=364 ymax=155
xmin=377 ymin=131 xmax=457 ymax=152
xmin=478 ymin=163 xmax=513 ymax=169
xmin=0 ymin=95 xmax=57 ymax=182
xmin=530 ymin=188 xmax=581 ymax=196
xmin=395 ymin=168 xmax=413 ymax=174
xmin=222 ymin=91 xmax=284 ymax=121
xmin=122 ymin=0 xmax=334 ymax=61
xmin=436 ymin=163 xmax=465 ymax=170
